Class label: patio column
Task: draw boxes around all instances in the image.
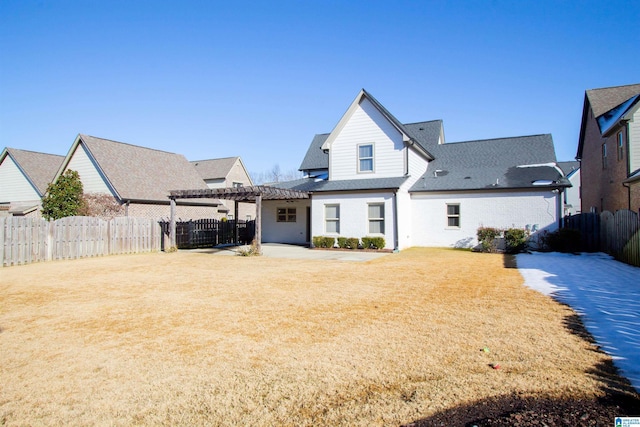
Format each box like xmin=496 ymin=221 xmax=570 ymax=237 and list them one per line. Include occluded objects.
xmin=255 ymin=194 xmax=262 ymax=253
xmin=169 ymin=198 xmax=176 ymax=249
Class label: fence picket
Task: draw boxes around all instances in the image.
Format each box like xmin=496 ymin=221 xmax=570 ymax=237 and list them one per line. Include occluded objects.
xmin=563 ymin=209 xmax=640 ymax=267
xmin=0 ymin=216 xmax=161 ymax=267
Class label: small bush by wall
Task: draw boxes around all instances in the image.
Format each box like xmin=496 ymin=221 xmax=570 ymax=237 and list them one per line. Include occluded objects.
xmin=361 ymin=236 xmax=385 ymax=250
xmin=504 ymin=228 xmax=528 ymax=254
xmin=312 ymin=236 xmax=335 ymax=248
xmin=476 ymin=227 xmax=501 ymax=252
xmin=337 ymin=237 xmax=360 ymax=249
xmin=542 ymin=228 xmax=582 ymax=253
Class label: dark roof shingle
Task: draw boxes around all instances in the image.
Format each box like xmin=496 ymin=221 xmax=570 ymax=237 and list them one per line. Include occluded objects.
xmin=409 ymin=134 xmax=568 ymax=192
xmin=78 ymin=135 xmax=212 ymax=202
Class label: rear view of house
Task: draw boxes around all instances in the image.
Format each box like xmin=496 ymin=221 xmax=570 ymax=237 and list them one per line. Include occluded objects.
xmin=0 ymin=148 xmax=63 ymax=217
xmin=269 ymin=89 xmax=569 ymax=249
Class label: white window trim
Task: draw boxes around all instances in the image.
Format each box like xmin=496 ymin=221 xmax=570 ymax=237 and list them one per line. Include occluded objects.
xmin=367 ymin=202 xmax=385 ymax=235
xmin=325 ymin=204 xmax=340 ymax=234
xmin=357 ymin=143 xmax=375 ymax=174
xmin=446 ymin=203 xmax=460 ymax=229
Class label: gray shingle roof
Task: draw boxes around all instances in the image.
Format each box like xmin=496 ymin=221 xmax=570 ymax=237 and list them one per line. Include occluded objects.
xmin=4 ymin=148 xmax=64 ymax=195
xmin=409 ymin=134 xmax=569 ymax=192
xmin=299 ymin=133 xmax=329 ymax=171
xmin=78 ymin=135 xmax=213 ymax=202
xmin=273 ymin=176 xmax=408 ymax=193
xmin=586 ymin=83 xmax=640 ymax=118
xmin=191 ymin=157 xmax=239 ymax=180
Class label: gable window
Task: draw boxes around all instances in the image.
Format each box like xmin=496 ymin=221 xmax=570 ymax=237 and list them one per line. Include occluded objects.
xmin=617 ymin=132 xmax=624 ymax=161
xmin=447 ymin=204 xmax=460 ymax=228
xmin=358 ymin=144 xmax=374 ymax=173
xmin=233 ymin=182 xmax=243 ymax=188
xmin=325 ymin=204 xmax=340 ymax=234
xmin=368 ymin=203 xmax=385 ymax=234
xmin=277 ymin=207 xmax=296 ymax=222
xmin=602 ymin=143 xmax=607 ymax=169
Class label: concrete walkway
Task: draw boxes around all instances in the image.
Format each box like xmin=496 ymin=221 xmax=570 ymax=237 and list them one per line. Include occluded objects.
xmin=191 ymin=243 xmax=391 ymax=261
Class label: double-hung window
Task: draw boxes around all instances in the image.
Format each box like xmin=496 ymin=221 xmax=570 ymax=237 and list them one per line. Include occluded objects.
xmin=358 ymin=144 xmax=374 ymax=173
xmin=368 ymin=203 xmax=385 ymax=234
xmin=277 ymin=207 xmax=296 ymax=222
xmin=325 ymin=204 xmax=340 ymax=234
xmin=447 ymin=204 xmax=460 ymax=228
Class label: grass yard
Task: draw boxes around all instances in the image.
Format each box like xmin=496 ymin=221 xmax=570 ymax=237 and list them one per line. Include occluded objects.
xmin=1 ymin=248 xmax=638 ymax=426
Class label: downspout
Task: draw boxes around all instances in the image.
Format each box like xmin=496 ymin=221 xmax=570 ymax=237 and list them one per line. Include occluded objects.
xmin=393 ymin=190 xmax=399 ymax=252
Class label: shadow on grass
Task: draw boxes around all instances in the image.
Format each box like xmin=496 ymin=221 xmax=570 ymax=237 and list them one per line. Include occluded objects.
xmin=402 ymin=254 xmax=640 ymax=425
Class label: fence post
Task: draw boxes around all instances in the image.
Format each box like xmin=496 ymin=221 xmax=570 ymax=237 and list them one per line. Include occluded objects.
xmin=0 ymin=217 xmax=5 ymax=267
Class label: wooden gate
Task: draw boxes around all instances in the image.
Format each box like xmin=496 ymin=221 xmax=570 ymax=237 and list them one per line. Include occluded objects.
xmin=159 ymin=219 xmax=256 ymax=249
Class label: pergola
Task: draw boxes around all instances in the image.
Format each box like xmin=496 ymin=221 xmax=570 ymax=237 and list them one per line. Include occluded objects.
xmin=168 ymin=185 xmax=309 ymax=251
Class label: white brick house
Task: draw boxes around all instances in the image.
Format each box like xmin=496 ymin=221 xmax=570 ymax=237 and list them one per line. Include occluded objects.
xmin=267 ymin=89 xmax=570 ymax=250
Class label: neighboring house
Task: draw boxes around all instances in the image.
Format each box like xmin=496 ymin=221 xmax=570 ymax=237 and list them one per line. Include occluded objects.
xmin=557 ymin=161 xmax=581 ymax=216
xmin=0 ymin=148 xmax=64 ymax=217
xmin=54 ymin=134 xmax=222 ymax=220
xmin=266 ymin=89 xmax=569 ymax=249
xmin=191 ymin=156 xmax=256 ymax=221
xmin=576 ymin=83 xmax=640 ymax=213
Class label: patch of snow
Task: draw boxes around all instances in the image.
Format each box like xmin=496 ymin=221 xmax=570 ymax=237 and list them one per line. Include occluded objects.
xmin=517 ymin=251 xmax=640 ymax=392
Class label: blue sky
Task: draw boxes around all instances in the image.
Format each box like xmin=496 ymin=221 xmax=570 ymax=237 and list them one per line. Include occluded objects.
xmin=1 ymin=0 xmax=638 ymax=176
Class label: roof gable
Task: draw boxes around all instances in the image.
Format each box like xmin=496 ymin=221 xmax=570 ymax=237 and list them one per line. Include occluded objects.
xmin=587 ymin=83 xmax=640 ymax=118
xmin=578 ymin=83 xmax=640 ymax=158
xmin=2 ymin=148 xmax=64 ymax=195
xmin=320 ymin=89 xmax=434 ymax=160
xmin=192 ymin=157 xmax=240 ymax=180
xmin=56 ymin=134 xmax=211 ymax=202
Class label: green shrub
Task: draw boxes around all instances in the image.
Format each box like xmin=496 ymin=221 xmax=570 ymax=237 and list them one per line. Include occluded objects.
xmin=476 ymin=227 xmax=501 ymax=252
xmin=41 ymin=169 xmax=86 ymax=220
xmin=504 ymin=228 xmax=528 ymax=254
xmin=337 ymin=237 xmax=360 ymax=249
xmin=346 ymin=238 xmax=359 ymax=250
xmin=542 ymin=228 xmax=582 ymax=253
xmin=312 ymin=236 xmax=335 ymax=248
xmin=361 ymin=236 xmax=385 ymax=250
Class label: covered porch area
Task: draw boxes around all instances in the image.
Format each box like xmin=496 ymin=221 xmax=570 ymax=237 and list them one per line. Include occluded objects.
xmin=168 ymin=186 xmax=310 ymax=252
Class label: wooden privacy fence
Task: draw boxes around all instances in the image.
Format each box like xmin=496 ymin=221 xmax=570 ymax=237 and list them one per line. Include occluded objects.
xmin=0 ymin=216 xmax=162 ymax=267
xmin=158 ymin=218 xmax=256 ymax=249
xmin=563 ymin=209 xmax=640 ymax=267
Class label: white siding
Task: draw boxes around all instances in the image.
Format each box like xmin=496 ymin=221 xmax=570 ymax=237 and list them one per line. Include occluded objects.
xmin=66 ymin=144 xmax=114 ymax=195
xmin=0 ymin=155 xmax=41 ymax=203
xmin=262 ymin=199 xmax=310 ymax=245
xmin=330 ymin=98 xmax=405 ymax=180
xmin=395 ymin=190 xmax=412 ymax=250
xmin=407 ymin=148 xmax=429 ymax=181
xmin=311 ymin=192 xmax=395 ymax=249
xmin=628 ymin=107 xmax=640 ymax=173
xmin=564 ymin=170 xmax=581 ymax=215
xmin=411 ymin=190 xmax=560 ymax=248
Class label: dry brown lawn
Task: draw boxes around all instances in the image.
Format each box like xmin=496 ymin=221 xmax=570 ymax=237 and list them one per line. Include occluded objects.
xmin=1 ymin=248 xmax=638 ymax=426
